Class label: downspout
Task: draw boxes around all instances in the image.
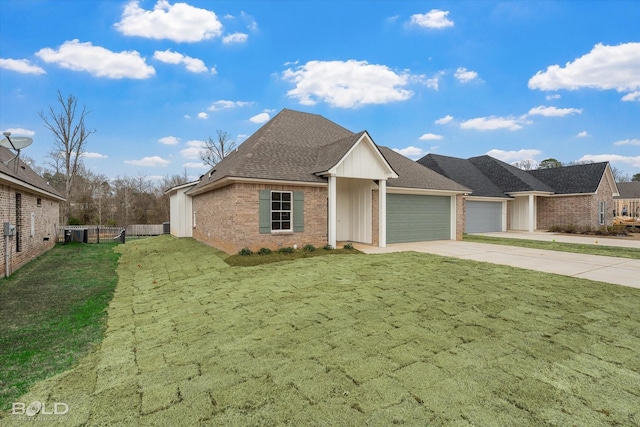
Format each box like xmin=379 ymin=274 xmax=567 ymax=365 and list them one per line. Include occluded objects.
xmin=5 ymin=234 xmax=9 ymax=277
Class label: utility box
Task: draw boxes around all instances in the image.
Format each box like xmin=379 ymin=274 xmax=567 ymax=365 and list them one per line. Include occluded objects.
xmin=163 ymin=222 xmax=170 ymax=234
xmin=3 ymin=222 xmax=15 ymax=236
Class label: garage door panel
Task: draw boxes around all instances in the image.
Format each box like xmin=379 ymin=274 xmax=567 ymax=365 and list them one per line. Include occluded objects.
xmin=466 ymin=201 xmax=502 ymax=233
xmin=387 ymin=194 xmax=450 ymax=243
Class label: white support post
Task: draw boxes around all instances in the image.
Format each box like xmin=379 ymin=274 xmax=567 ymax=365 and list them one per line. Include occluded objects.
xmin=528 ymin=194 xmax=535 ymax=233
xmin=378 ymin=180 xmax=386 ymax=247
xmin=328 ymin=175 xmax=337 ymax=248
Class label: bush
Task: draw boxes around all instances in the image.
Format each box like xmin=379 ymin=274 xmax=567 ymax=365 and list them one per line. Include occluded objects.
xmin=303 ymin=244 xmax=315 ymax=252
xmin=67 ymin=216 xmax=81 ymax=225
xmin=258 ymin=247 xmax=272 ymax=255
xmin=238 ymin=247 xmax=253 ymax=256
xmin=323 ymin=244 xmax=334 ymax=251
xmin=343 ymin=243 xmax=354 ymax=250
xmin=278 ymin=246 xmax=295 ymax=254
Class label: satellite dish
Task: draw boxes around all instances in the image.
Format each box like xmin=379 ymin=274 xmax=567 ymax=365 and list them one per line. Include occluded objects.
xmin=1 ymin=132 xmax=33 ymax=171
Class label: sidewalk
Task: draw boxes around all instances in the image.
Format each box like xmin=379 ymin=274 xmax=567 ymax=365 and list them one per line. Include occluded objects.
xmin=356 ymin=234 xmax=640 ymax=289
xmin=477 ymin=230 xmax=640 ymax=249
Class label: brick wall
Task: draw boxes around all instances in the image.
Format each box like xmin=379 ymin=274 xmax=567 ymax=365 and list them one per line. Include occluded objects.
xmin=537 ymin=176 xmax=615 ymax=230
xmin=455 ymin=194 xmax=464 ymax=240
xmin=0 ymin=184 xmax=59 ymax=277
xmin=192 ymin=182 xmax=329 ymax=254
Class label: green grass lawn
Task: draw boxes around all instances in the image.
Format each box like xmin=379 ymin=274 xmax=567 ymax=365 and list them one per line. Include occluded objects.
xmin=464 ymin=233 xmax=640 ymax=259
xmin=0 ymin=243 xmax=120 ymax=412
xmin=1 ymin=235 xmax=639 ymax=426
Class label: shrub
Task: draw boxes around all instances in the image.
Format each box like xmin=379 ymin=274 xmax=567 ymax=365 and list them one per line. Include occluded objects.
xmin=258 ymin=247 xmax=272 ymax=255
xmin=548 ymin=225 xmax=563 ymax=233
xmin=278 ymin=246 xmax=295 ymax=254
xmin=323 ymin=244 xmax=334 ymax=251
xmin=343 ymin=243 xmax=354 ymax=250
xmin=238 ymin=247 xmax=253 ymax=256
xmin=67 ymin=216 xmax=81 ymax=225
xmin=565 ymin=225 xmax=577 ymax=234
xmin=303 ymin=244 xmax=315 ymax=252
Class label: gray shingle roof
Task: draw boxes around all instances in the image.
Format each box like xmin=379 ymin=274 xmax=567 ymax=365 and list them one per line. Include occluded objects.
xmin=615 ymin=182 xmax=640 ymax=199
xmin=0 ymin=146 xmax=64 ymax=199
xmin=417 ymin=154 xmax=509 ymax=198
xmin=469 ymin=155 xmax=554 ymax=193
xmin=529 ymin=162 xmax=609 ymax=194
xmin=189 ymin=109 xmax=469 ymax=195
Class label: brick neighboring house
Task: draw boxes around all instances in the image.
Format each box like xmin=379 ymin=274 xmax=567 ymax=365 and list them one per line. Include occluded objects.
xmin=418 ymin=153 xmax=619 ymax=233
xmin=167 ymin=109 xmax=469 ymax=253
xmin=0 ymin=146 xmax=65 ymax=277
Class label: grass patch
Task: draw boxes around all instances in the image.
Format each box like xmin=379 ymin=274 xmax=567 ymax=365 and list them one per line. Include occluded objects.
xmin=464 ymin=234 xmax=640 ymax=259
xmin=0 ymin=242 xmax=120 ymax=411
xmin=225 ymin=246 xmax=362 ymax=266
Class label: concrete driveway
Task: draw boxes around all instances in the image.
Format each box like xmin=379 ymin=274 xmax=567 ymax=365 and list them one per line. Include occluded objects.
xmin=358 ymin=233 xmax=640 ymax=289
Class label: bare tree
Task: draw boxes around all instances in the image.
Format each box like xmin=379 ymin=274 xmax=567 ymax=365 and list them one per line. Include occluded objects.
xmin=513 ymin=159 xmax=537 ymax=170
xmin=611 ymin=166 xmax=630 ymax=183
xmin=39 ymin=91 xmax=95 ymax=224
xmin=199 ymin=130 xmax=236 ymax=167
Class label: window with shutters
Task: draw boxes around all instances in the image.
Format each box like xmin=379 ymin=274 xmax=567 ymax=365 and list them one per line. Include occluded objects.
xmin=259 ymin=190 xmax=304 ymax=234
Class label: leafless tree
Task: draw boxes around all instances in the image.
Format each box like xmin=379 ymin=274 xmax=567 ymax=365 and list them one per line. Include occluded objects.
xmin=513 ymin=159 xmax=536 ymax=170
xmin=39 ymin=91 xmax=95 ymax=224
xmin=199 ymin=130 xmax=236 ymax=167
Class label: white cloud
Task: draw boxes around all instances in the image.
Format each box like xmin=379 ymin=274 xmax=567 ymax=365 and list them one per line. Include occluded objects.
xmin=250 ymin=112 xmax=270 ymax=123
xmin=197 ymin=112 xmax=209 ymax=119
xmin=577 ymin=131 xmax=589 ymax=138
xmin=184 ymin=114 xmax=192 ymax=119
xmin=241 ymin=11 xmax=258 ymax=31
xmin=0 ymin=58 xmax=46 ymax=75
xmin=527 ymin=105 xmax=582 ymax=117
xmin=124 ymin=156 xmax=170 ymax=167
xmin=3 ymin=128 xmax=35 ymax=136
xmin=153 ymin=49 xmax=213 ymax=73
xmin=460 ymin=116 xmax=526 ymax=131
xmin=207 ymin=100 xmax=251 ymax=111
xmin=613 ymin=138 xmax=640 ymax=146
xmin=158 ymin=136 xmax=180 ymax=145
xmin=282 ymin=60 xmax=413 ymax=108
xmin=622 ymin=91 xmax=640 ymax=102
xmin=578 ymin=154 xmax=640 ymax=167
xmin=528 ymin=43 xmax=640 ymax=101
xmin=546 ymin=94 xmax=561 ymax=100
xmin=486 ymin=149 xmax=542 ymax=163
xmin=393 ymin=146 xmax=427 ymax=159
xmin=36 ymin=39 xmax=155 ymax=79
xmin=81 ymin=152 xmax=108 ymax=159
xmin=222 ymin=32 xmax=249 ymax=44
xmin=410 ymin=10 xmax=454 ymax=29
xmin=183 ymin=162 xmax=209 ymax=169
xmin=419 ymin=133 xmax=443 ymax=141
xmin=435 ymin=115 xmax=453 ymax=125
xmin=114 ymin=0 xmax=223 ymax=42
xmin=454 ymin=67 xmax=478 ymax=83
xmin=180 ymin=140 xmax=206 ymax=159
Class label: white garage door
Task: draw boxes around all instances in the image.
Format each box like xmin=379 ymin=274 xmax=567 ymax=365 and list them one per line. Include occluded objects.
xmin=466 ymin=200 xmax=502 ymax=233
xmin=387 ymin=194 xmax=451 ymax=243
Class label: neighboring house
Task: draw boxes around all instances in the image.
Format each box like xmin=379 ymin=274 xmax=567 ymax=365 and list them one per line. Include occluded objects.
xmin=418 ymin=154 xmax=619 ymax=233
xmin=0 ymin=146 xmax=65 ymax=277
xmin=168 ymin=109 xmax=469 ymax=253
xmin=614 ymin=182 xmax=640 ymax=218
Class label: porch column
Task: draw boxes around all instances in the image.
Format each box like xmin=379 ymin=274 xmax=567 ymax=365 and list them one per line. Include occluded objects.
xmin=528 ymin=194 xmax=535 ymax=232
xmin=379 ymin=179 xmax=386 ymax=247
xmin=328 ymin=175 xmax=337 ymax=248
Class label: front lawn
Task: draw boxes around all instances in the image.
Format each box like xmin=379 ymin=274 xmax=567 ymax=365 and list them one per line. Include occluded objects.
xmin=2 ymin=235 xmax=639 ymax=425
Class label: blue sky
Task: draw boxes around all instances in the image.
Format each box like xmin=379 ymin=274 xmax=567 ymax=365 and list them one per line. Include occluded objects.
xmin=1 ymin=0 xmax=639 ymax=182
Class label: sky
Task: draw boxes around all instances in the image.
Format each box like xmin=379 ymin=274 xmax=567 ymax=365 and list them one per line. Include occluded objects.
xmin=1 ymin=0 xmax=639 ymax=182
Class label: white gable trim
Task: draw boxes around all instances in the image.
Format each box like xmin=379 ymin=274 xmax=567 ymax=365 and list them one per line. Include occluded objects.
xmin=601 ymin=164 xmax=620 ymax=197
xmin=326 ymin=132 xmax=398 ymax=180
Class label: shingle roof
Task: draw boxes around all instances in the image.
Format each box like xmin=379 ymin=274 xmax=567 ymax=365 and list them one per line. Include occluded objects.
xmin=469 ymin=155 xmax=554 ymax=193
xmin=189 ymin=109 xmax=469 ymax=195
xmin=417 ymin=154 xmax=509 ymax=198
xmin=0 ymin=146 xmax=64 ymax=200
xmin=615 ymin=182 xmax=640 ymax=199
xmin=529 ymin=162 xmax=609 ymax=194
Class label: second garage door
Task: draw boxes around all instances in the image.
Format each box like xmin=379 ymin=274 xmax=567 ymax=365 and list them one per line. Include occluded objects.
xmin=465 ymin=200 xmax=503 ymax=233
xmin=387 ymin=194 xmax=451 ymax=243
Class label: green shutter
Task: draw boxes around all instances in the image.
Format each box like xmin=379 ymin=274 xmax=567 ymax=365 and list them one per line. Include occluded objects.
xmin=293 ymin=191 xmax=304 ymax=232
xmin=259 ymin=190 xmax=271 ymax=234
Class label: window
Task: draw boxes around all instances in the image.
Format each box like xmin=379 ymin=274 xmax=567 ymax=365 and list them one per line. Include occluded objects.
xmin=271 ymin=191 xmax=292 ymax=231
xmin=37 ymin=198 xmax=42 ymax=207
xmin=598 ymin=201 xmax=605 ymax=225
xmin=15 ymin=193 xmax=22 ymax=252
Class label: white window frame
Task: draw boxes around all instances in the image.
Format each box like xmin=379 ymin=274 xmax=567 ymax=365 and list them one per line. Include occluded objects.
xmin=271 ymin=191 xmax=292 ymax=232
xmin=598 ymin=201 xmax=605 ymax=225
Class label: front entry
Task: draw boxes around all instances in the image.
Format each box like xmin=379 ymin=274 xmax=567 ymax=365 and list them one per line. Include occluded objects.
xmin=336 ymin=178 xmax=373 ymax=244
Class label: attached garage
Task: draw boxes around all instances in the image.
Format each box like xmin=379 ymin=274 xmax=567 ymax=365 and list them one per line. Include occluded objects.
xmin=465 ymin=200 xmax=504 ymax=233
xmin=387 ymin=194 xmax=451 ymax=243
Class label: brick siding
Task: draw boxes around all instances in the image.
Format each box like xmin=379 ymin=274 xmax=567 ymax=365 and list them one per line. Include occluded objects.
xmin=0 ymin=184 xmax=59 ymax=277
